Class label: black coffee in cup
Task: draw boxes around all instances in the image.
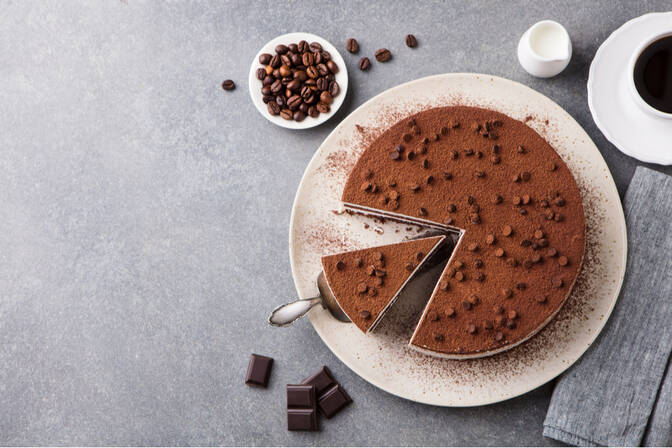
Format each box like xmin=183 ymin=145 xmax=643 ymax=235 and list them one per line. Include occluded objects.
xmin=633 ymin=34 xmax=672 ymax=114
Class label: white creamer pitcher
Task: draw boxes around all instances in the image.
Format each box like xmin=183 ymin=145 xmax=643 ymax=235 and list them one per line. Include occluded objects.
xmin=517 ymin=20 xmax=572 ymax=78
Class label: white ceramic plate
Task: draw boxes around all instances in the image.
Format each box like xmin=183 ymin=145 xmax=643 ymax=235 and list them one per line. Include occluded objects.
xmin=588 ymin=12 xmax=672 ymax=165
xmin=289 ymin=73 xmax=627 ymax=406
xmin=248 ymin=32 xmax=348 ymax=129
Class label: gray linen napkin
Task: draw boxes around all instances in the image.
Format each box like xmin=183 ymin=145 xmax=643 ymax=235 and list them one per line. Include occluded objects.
xmin=543 ymin=166 xmax=672 ymax=446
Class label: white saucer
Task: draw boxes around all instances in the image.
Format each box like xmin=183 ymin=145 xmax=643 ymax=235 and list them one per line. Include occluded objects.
xmin=248 ymin=32 xmax=348 ymax=130
xmin=289 ymin=73 xmax=627 ymax=406
xmin=588 ymin=12 xmax=672 ymax=165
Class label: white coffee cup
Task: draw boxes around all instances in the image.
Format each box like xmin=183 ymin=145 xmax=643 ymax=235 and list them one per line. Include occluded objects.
xmin=627 ymin=31 xmax=672 ymax=120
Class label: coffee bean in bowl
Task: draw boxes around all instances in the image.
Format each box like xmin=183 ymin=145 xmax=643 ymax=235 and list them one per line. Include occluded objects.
xmin=248 ymin=32 xmax=348 ymax=129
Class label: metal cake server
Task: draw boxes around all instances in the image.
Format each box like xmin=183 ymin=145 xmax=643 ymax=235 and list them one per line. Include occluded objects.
xmin=268 ymin=271 xmax=350 ymax=326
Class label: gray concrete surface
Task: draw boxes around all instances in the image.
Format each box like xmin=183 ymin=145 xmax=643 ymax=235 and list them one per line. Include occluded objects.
xmin=1 ymin=1 xmax=671 ymax=445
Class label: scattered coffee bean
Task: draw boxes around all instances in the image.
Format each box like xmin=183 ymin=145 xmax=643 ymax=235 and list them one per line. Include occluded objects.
xmin=346 ymin=38 xmax=359 ymax=54
xmin=405 ymin=34 xmax=418 ymax=48
xmin=375 ymin=48 xmax=392 ymax=62
xmin=358 ymin=57 xmax=371 ymax=71
xmin=221 ymin=79 xmax=235 ymax=91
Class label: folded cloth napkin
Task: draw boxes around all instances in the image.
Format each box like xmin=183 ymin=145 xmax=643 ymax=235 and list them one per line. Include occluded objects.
xmin=543 ymin=166 xmax=672 ymax=446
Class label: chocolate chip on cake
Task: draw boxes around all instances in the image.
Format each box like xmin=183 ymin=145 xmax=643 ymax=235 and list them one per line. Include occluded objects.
xmin=513 ymin=173 xmax=521 ymax=183
xmin=455 ymin=271 xmax=465 ymax=282
xmin=467 ymin=323 xmax=477 ymax=334
xmin=390 ymin=151 xmax=401 ymax=160
xmin=439 ymin=279 xmax=449 ymax=291
xmin=517 ymin=145 xmax=526 ymax=154
xmin=354 ymin=257 xmax=363 ymax=267
xmin=522 ymin=194 xmax=531 ymax=205
xmin=547 ymin=162 xmax=557 ymax=171
xmin=467 ymin=242 xmax=479 ymax=251
xmin=522 ymin=171 xmax=531 ymax=181
xmin=418 ymin=207 xmax=427 ymax=216
xmin=360 ymin=310 xmax=371 ymax=319
xmin=484 ymin=320 xmax=494 ymax=330
xmin=534 ymin=230 xmax=544 ymax=239
xmin=552 ymin=277 xmax=564 ymax=288
xmin=491 ymin=155 xmax=501 ymax=164
xmin=474 ymin=259 xmax=484 ymax=268
xmin=366 ymin=265 xmax=375 ymax=276
xmin=447 ymin=204 xmax=456 ymax=212
xmin=494 ymin=331 xmax=504 ymax=341
xmin=475 ymin=272 xmax=485 ymax=282
xmin=502 ymin=288 xmax=513 ymax=299
xmin=443 ymin=172 xmax=453 ymax=180
xmin=335 ymin=260 xmax=345 ymax=270
xmin=492 ymin=194 xmax=503 ymax=204
xmin=368 ymin=287 xmax=377 ymax=297
xmin=523 ymin=259 xmax=534 ymax=269
xmin=494 ymin=248 xmax=505 ymax=257
xmin=433 ymin=332 xmax=444 ymax=342
xmin=536 ymin=295 xmax=548 ymax=303
xmin=506 ymin=319 xmax=517 ymax=329
xmin=547 ymin=248 xmax=558 ymax=257
xmin=428 ymin=310 xmax=439 ymax=321
xmin=502 ymin=225 xmax=513 ymax=236
xmin=446 ymin=307 xmax=455 ymax=317
xmin=454 ymin=261 xmax=464 ymax=269
xmin=531 ymin=254 xmax=541 ymax=263
xmin=507 ymin=310 xmax=518 ymax=320
xmin=405 ymin=261 xmax=415 ymax=271
xmin=357 ymin=282 xmax=368 ymax=294
xmin=507 ymin=257 xmax=518 ymax=267
xmin=558 ymin=256 xmax=569 ymax=266
xmin=513 ymin=196 xmax=521 ymax=205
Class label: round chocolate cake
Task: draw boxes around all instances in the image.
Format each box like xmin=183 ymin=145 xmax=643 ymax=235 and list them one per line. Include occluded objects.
xmin=341 ymin=106 xmax=585 ymax=358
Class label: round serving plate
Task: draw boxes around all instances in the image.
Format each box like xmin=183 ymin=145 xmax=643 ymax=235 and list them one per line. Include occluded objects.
xmin=288 ymin=73 xmax=627 ymax=406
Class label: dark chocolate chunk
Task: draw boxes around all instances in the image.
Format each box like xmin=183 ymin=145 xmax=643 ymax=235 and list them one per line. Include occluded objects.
xmin=245 ymin=354 xmax=273 ymax=387
xmin=287 ymin=408 xmax=318 ymax=431
xmin=319 ymin=384 xmax=352 ymax=418
xmin=302 ymin=366 xmax=336 ymax=396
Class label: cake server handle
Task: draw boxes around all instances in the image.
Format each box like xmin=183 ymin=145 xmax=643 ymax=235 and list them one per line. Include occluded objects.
xmin=268 ymin=296 xmax=322 ymax=327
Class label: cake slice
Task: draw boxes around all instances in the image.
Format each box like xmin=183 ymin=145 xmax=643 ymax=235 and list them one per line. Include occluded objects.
xmin=321 ymin=236 xmax=446 ymax=333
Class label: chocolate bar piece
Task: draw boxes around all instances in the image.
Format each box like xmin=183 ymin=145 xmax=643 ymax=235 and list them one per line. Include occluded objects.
xmin=287 ymin=384 xmax=318 ymax=431
xmin=245 ymin=354 xmax=273 ymax=388
xmin=319 ymin=384 xmax=352 ymax=418
xmin=302 ymin=366 xmax=352 ymax=418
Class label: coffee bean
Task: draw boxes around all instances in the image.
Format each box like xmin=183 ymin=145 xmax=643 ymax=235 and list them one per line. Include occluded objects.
xmin=270 ymin=79 xmax=283 ymax=94
xmin=405 ymin=34 xmax=418 ymax=48
xmin=255 ymin=68 xmax=266 ymax=81
xmin=281 ymin=54 xmax=292 ymax=67
xmin=327 ymin=60 xmax=339 ymax=73
xmin=306 ymin=66 xmax=319 ymax=79
xmin=317 ymin=77 xmax=329 ymax=91
xmin=307 ymin=106 xmax=319 ymax=118
xmin=313 ymin=51 xmax=323 ymax=65
xmin=275 ymin=44 xmax=288 ymax=54
xmin=221 ymin=79 xmax=235 ymax=91
xmin=275 ymin=95 xmax=286 ymax=107
xmin=287 ymin=95 xmax=302 ymax=110
xmin=317 ymin=102 xmax=330 ymax=113
xmin=298 ymin=40 xmax=308 ymax=53
xmin=329 ymin=81 xmax=340 ymax=96
xmin=293 ymin=110 xmax=306 ymax=122
xmin=308 ymin=41 xmax=322 ymax=52
xmin=321 ymin=50 xmax=331 ymax=61
xmin=299 ymin=103 xmax=309 ymax=114
xmin=358 ymin=57 xmax=371 ymax=71
xmin=262 ymin=95 xmax=274 ymax=104
xmin=316 ymin=63 xmax=329 ymax=76
xmin=375 ymin=48 xmax=392 ymax=62
xmin=320 ymin=91 xmax=333 ymax=104
xmin=346 ymin=38 xmax=359 ymax=54
xmin=270 ymin=54 xmax=281 ymax=68
xmin=260 ymin=53 xmax=273 ymax=65
xmin=302 ymin=52 xmax=314 ymax=67
xmin=287 ymin=79 xmax=301 ymax=92
xmin=279 ymin=65 xmax=291 ymax=77
xmin=267 ymin=101 xmax=280 ymax=115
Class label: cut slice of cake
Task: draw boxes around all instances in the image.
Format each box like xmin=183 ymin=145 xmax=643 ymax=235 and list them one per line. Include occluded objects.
xmin=321 ymin=236 xmax=446 ymax=333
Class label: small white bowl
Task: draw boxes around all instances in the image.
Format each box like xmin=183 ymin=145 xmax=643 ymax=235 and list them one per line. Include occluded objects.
xmin=248 ymin=32 xmax=348 ymax=129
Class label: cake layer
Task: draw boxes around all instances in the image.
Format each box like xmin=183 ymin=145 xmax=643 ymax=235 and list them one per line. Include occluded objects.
xmin=341 ymin=106 xmax=585 ymax=357
xmin=321 ymin=236 xmax=445 ymax=333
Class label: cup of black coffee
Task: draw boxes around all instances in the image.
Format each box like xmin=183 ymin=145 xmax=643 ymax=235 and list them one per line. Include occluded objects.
xmin=628 ymin=32 xmax=672 ymax=118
